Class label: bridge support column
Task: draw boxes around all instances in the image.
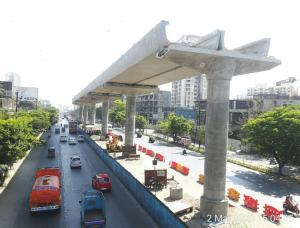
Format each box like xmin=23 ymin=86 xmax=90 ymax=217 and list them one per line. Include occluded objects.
xmin=102 ymin=100 xmax=109 ymax=136
xmin=83 ymin=104 xmax=89 ymax=125
xmin=79 ymin=105 xmax=84 ymax=123
xmin=200 ymin=60 xmax=235 ymax=221
xmin=125 ymin=96 xmax=136 ymax=146
xmin=90 ymin=103 xmax=96 ymax=125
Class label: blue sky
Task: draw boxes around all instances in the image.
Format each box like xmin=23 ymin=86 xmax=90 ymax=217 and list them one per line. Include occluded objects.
xmin=0 ymin=0 xmax=299 ymax=106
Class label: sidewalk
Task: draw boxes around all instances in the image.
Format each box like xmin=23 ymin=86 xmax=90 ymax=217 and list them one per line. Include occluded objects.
xmin=0 ymin=132 xmax=44 ymax=195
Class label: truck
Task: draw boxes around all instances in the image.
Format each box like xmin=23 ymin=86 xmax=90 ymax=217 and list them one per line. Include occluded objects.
xmin=79 ymin=190 xmax=106 ymax=227
xmin=69 ymin=121 xmax=78 ymax=134
xmin=29 ymin=167 xmax=62 ymax=214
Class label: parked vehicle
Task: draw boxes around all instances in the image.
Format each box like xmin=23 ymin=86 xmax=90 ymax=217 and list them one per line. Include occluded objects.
xmin=92 ymin=173 xmax=112 ymax=191
xmin=29 ymin=167 xmax=61 ymax=214
xmin=68 ymin=137 xmax=77 ymax=145
xmin=70 ymin=156 xmax=82 ymax=168
xmin=79 ymin=190 xmax=106 ymax=227
xmin=60 ymin=134 xmax=67 ymax=142
xmin=48 ymin=147 xmax=55 ymax=158
xmin=77 ymin=135 xmax=85 ymax=142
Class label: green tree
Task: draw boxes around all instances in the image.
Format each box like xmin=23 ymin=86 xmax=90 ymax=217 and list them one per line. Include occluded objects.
xmin=135 ymin=115 xmax=148 ymax=131
xmin=44 ymin=107 xmax=59 ymax=125
xmin=159 ymin=113 xmax=193 ymax=142
xmin=242 ymin=105 xmax=300 ymax=176
xmin=0 ymin=117 xmax=36 ymax=166
xmin=110 ymin=99 xmax=126 ymax=126
xmin=17 ymin=110 xmax=51 ymax=134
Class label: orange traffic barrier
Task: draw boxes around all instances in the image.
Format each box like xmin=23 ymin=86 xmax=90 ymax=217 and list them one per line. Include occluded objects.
xmin=170 ymin=161 xmax=177 ymax=169
xmin=243 ymin=194 xmax=259 ymax=212
xmin=138 ymin=145 xmax=142 ymax=151
xmin=176 ymin=163 xmax=183 ymax=172
xmin=181 ymin=166 xmax=189 ymax=175
xmin=227 ymin=188 xmax=240 ymax=202
xmin=198 ymin=174 xmax=205 ymax=184
xmin=263 ymin=204 xmax=282 ymax=223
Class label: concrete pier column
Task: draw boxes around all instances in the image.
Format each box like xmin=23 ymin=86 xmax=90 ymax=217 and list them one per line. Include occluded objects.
xmin=200 ymin=60 xmax=235 ymax=220
xmin=90 ymin=103 xmax=96 ymax=125
xmin=101 ymin=100 xmax=109 ymax=136
xmin=125 ymin=96 xmax=136 ymax=146
xmin=83 ymin=104 xmax=89 ymax=125
xmin=79 ymin=105 xmax=84 ymax=123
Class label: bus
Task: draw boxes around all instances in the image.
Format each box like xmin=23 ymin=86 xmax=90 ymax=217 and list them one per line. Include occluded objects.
xmin=69 ymin=121 xmax=78 ymax=134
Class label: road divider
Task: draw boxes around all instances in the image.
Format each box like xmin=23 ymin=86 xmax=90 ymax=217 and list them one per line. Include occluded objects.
xmin=169 ymin=161 xmax=189 ymax=176
xmin=146 ymin=149 xmax=155 ymax=157
xmin=243 ymin=194 xmax=259 ymax=212
xmin=198 ymin=174 xmax=205 ymax=184
xmin=81 ymin=130 xmax=187 ymax=228
xmin=227 ymin=188 xmax=240 ymax=202
xmin=155 ymin=153 xmax=165 ymax=162
xmin=263 ymin=204 xmax=282 ymax=223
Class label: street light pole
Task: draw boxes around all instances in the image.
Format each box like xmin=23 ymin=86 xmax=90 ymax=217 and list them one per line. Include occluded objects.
xmin=15 ymin=90 xmax=19 ymax=113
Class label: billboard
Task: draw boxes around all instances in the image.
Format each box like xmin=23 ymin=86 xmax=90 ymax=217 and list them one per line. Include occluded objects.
xmin=13 ymin=86 xmax=38 ymax=101
xmin=0 ymin=81 xmax=12 ymax=98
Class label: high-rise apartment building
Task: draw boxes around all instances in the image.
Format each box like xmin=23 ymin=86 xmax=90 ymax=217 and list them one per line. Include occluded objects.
xmin=171 ymin=75 xmax=207 ymax=108
xmin=136 ymin=90 xmax=171 ymax=124
xmin=5 ymin=72 xmax=21 ymax=87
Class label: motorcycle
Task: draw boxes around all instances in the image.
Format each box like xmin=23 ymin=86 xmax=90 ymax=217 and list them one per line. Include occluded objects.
xmin=283 ymin=195 xmax=300 ymax=217
xmin=148 ymin=137 xmax=155 ymax=143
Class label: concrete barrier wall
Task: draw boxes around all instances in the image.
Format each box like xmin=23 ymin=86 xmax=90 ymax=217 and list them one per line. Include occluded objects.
xmin=81 ymin=130 xmax=187 ymax=228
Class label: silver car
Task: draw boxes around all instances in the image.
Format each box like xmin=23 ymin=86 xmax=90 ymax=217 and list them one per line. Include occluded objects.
xmin=77 ymin=135 xmax=84 ymax=142
xmin=70 ymin=156 xmax=81 ymax=168
xmin=68 ymin=137 xmax=77 ymax=145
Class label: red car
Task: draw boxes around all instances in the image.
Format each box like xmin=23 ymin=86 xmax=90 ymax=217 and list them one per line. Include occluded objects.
xmin=92 ymin=173 xmax=112 ymax=191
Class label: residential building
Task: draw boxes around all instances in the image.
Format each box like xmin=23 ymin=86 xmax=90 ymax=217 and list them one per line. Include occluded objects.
xmin=247 ymin=77 xmax=300 ymax=98
xmin=40 ymin=99 xmax=51 ymax=108
xmin=136 ymin=90 xmax=171 ymax=124
xmin=171 ymin=75 xmax=207 ymax=108
xmin=5 ymin=72 xmax=21 ymax=87
xmin=195 ymin=99 xmax=253 ymax=130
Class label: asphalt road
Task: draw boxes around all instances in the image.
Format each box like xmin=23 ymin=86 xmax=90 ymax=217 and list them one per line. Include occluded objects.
xmin=0 ymin=122 xmax=158 ymax=228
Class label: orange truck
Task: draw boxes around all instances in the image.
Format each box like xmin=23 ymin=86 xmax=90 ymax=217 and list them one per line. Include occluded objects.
xmin=29 ymin=167 xmax=62 ymax=214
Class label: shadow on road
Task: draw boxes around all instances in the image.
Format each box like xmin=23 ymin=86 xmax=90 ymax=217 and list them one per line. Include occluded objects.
xmin=228 ymin=170 xmax=300 ymax=197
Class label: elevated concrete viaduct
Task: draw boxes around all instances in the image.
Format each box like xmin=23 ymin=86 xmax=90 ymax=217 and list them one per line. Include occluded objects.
xmin=73 ymin=21 xmax=280 ymax=220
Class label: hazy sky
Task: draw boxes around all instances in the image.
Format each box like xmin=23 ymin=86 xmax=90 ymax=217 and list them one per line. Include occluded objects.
xmin=0 ymin=0 xmax=299 ymax=107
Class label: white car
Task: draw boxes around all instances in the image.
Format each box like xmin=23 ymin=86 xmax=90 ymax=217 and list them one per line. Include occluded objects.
xmin=77 ymin=135 xmax=84 ymax=142
xmin=68 ymin=137 xmax=77 ymax=145
xmin=70 ymin=156 xmax=81 ymax=168
xmin=60 ymin=135 xmax=67 ymax=142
